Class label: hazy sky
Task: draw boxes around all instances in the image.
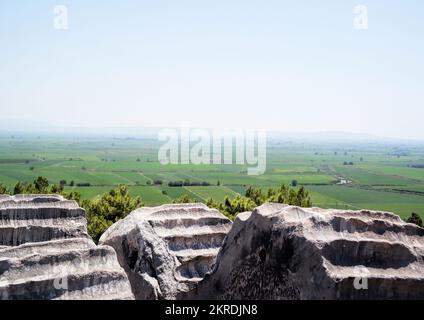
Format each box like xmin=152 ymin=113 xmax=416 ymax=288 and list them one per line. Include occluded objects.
xmin=0 ymin=1 xmax=423 ymax=139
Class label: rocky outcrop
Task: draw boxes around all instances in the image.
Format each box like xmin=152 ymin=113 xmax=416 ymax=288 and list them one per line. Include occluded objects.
xmin=99 ymin=203 xmax=233 ymax=300
xmin=4 ymin=195 xmax=424 ymax=300
xmin=0 ymin=194 xmax=89 ymax=246
xmin=0 ymin=195 xmax=134 ymax=300
xmin=191 ymin=203 xmax=424 ymax=300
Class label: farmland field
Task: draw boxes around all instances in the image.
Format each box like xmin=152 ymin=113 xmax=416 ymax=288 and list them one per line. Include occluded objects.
xmin=1 ymin=133 xmax=424 ymax=220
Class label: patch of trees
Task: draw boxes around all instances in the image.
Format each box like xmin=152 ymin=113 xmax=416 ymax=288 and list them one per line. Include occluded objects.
xmin=388 ymin=150 xmax=409 ymax=157
xmin=0 ymin=183 xmax=8 ymax=194
xmin=0 ymin=178 xmax=143 ymax=244
xmin=0 ymin=178 xmax=312 ymax=242
xmin=83 ymin=185 xmax=143 ymax=242
xmin=168 ymin=180 xmax=211 ymax=187
xmin=206 ymin=184 xmax=312 ymax=220
xmin=0 ymin=177 xmax=80 ymax=203
xmin=406 ymin=212 xmax=423 ymax=228
xmin=343 ymin=161 xmax=354 ymax=166
xmin=207 ymin=195 xmax=256 ymax=220
xmin=173 ymin=194 xmax=194 ymax=204
xmin=408 ymin=164 xmax=424 ymax=169
xmin=76 ymin=182 xmax=91 ymax=187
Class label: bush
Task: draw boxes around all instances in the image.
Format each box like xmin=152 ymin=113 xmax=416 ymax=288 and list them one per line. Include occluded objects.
xmin=34 ymin=176 xmax=49 ymax=193
xmin=406 ymin=212 xmax=423 ymax=228
xmin=84 ymin=185 xmax=143 ymax=242
xmin=207 ymin=184 xmax=312 ymax=220
xmin=207 ymin=195 xmax=256 ymax=220
xmin=49 ymin=184 xmax=64 ymax=194
xmin=10 ymin=177 xmax=81 ymax=205
xmin=0 ymin=183 xmax=9 ymax=194
xmin=173 ymin=194 xmax=194 ymax=204
xmin=62 ymin=191 xmax=81 ymax=203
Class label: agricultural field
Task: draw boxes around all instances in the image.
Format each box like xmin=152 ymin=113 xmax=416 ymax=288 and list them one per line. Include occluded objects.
xmin=1 ymin=133 xmax=424 ymax=220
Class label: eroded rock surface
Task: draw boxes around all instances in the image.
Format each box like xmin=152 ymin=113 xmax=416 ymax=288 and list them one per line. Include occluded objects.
xmin=99 ymin=203 xmax=233 ymax=299
xmin=192 ymin=203 xmax=424 ymax=300
xmin=0 ymin=195 xmax=134 ymax=300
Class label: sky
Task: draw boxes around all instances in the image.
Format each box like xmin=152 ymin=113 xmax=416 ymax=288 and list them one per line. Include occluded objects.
xmin=0 ymin=0 xmax=423 ymax=139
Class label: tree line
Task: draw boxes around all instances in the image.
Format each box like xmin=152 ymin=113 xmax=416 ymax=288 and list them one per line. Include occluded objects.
xmin=1 ymin=177 xmax=422 ymax=242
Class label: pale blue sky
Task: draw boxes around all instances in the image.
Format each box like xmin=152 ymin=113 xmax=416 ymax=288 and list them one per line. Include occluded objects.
xmin=0 ymin=1 xmax=423 ymax=139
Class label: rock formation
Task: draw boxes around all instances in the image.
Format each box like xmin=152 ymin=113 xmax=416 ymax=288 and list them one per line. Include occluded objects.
xmin=0 ymin=195 xmax=134 ymax=300
xmin=99 ymin=203 xmax=233 ymax=300
xmin=191 ymin=203 xmax=424 ymax=300
xmin=3 ymin=195 xmax=424 ymax=300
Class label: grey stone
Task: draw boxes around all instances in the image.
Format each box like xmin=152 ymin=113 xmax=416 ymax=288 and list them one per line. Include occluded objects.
xmin=191 ymin=203 xmax=424 ymax=300
xmin=0 ymin=195 xmax=134 ymax=300
xmin=99 ymin=203 xmax=233 ymax=299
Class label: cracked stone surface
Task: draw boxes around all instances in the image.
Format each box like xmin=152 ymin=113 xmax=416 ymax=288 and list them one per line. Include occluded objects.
xmin=99 ymin=203 xmax=233 ymax=299
xmin=190 ymin=203 xmax=424 ymax=300
xmin=0 ymin=195 xmax=134 ymax=300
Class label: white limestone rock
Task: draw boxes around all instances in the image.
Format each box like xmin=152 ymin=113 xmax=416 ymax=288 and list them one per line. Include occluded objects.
xmin=192 ymin=203 xmax=424 ymax=300
xmin=0 ymin=194 xmax=89 ymax=246
xmin=0 ymin=195 xmax=134 ymax=300
xmin=99 ymin=203 xmax=233 ymax=299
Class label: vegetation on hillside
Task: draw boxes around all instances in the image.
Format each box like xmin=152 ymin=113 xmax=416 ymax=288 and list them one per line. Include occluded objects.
xmin=173 ymin=194 xmax=194 ymax=203
xmin=1 ymin=176 xmax=423 ymax=241
xmin=0 ymin=177 xmax=80 ymax=202
xmin=2 ymin=137 xmax=424 ymax=219
xmin=0 ymin=178 xmax=141 ymax=243
xmin=82 ymin=185 xmax=143 ymax=242
xmin=406 ymin=212 xmax=423 ymax=227
xmin=207 ymin=185 xmax=312 ymax=220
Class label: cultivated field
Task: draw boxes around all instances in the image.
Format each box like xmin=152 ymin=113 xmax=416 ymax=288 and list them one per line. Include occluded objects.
xmin=1 ymin=133 xmax=424 ymax=220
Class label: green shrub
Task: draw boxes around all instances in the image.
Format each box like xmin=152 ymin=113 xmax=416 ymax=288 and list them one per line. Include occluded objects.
xmin=83 ymin=185 xmax=143 ymax=242
xmin=406 ymin=212 xmax=423 ymax=228
xmin=207 ymin=184 xmax=312 ymax=220
xmin=173 ymin=194 xmax=194 ymax=204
